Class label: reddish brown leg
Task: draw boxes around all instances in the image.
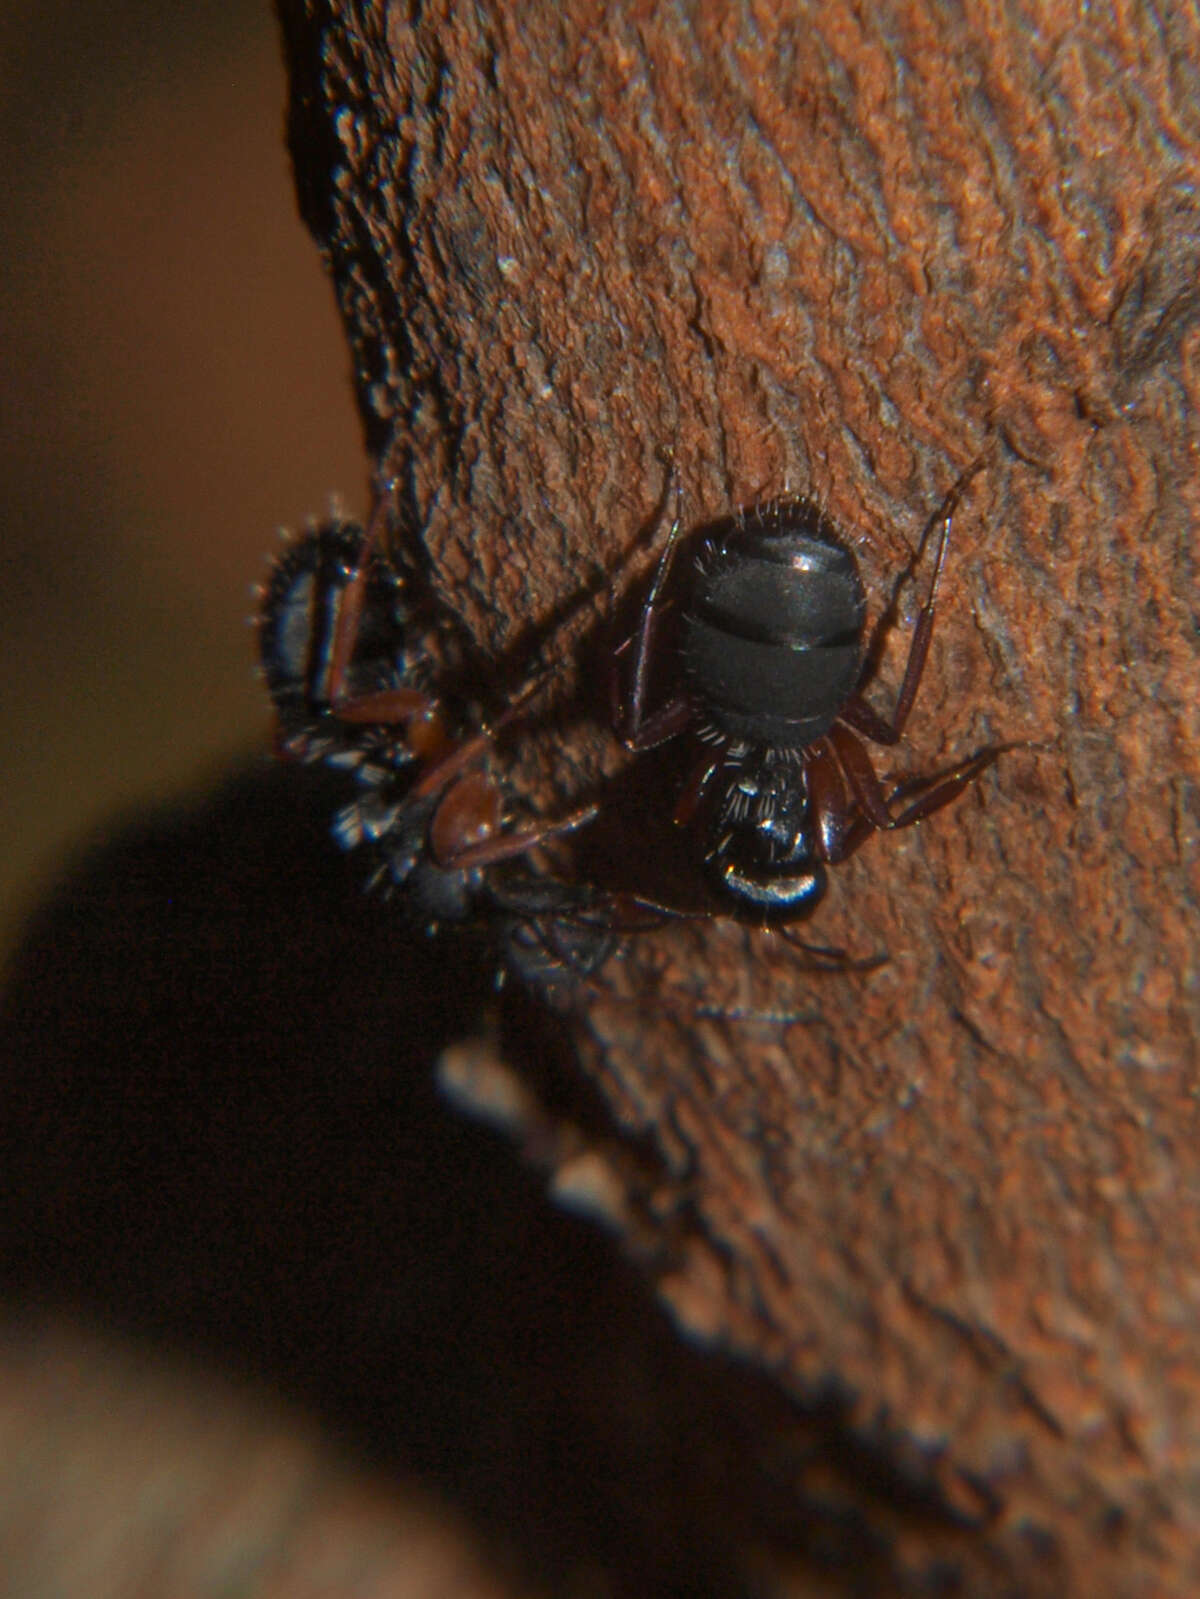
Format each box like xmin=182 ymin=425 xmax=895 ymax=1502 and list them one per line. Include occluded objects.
xmin=436 ymin=802 xmax=601 ymax=873
xmin=413 ymin=663 xmax=571 ymax=803
xmin=828 ymin=722 xmax=1027 ymax=840
xmin=805 ymin=741 xmax=875 ymax=864
xmin=843 ymin=453 xmax=990 ymax=747
xmin=613 ymin=677 xmax=692 ymax=749
xmin=315 ymin=471 xmax=451 ymax=736
xmin=323 ymin=477 xmax=402 ymax=720
xmin=410 ymin=725 xmax=498 ymax=801
xmin=826 ymin=724 xmax=900 ymax=830
xmin=417 ymin=657 xmax=602 ymax=865
xmin=612 ymin=460 xmax=694 ymax=751
xmin=671 ymin=745 xmax=726 ymax=828
xmin=869 ymin=744 xmax=1029 ymax=830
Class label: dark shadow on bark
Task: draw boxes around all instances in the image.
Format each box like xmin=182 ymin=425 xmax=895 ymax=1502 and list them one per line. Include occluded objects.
xmin=0 ymin=761 xmax=989 ymax=1597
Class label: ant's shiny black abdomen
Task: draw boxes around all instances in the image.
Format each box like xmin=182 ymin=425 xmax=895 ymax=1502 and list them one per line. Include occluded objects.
xmin=682 ymin=505 xmax=866 ymax=750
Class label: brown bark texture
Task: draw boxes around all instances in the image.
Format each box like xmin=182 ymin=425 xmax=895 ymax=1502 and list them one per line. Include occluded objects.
xmin=278 ymin=2 xmax=1200 ymax=1593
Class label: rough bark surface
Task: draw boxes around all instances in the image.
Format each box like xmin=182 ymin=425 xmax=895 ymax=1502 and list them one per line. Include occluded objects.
xmin=277 ymin=2 xmax=1200 ymax=1593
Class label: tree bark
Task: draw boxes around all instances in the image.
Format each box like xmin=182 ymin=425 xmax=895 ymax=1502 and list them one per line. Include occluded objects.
xmin=278 ymin=3 xmax=1200 ymax=1593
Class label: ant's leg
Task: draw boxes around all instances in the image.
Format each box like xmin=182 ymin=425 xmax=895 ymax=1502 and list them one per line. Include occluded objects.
xmin=436 ymin=800 xmax=601 ymax=873
xmin=774 ymin=928 xmax=889 ymax=973
xmin=612 ymin=459 xmax=693 ymax=750
xmin=416 ymin=680 xmax=601 ymax=868
xmin=335 ymin=682 xmax=443 ymax=729
xmin=409 ymin=657 xmax=583 ymax=806
xmin=612 ymin=672 xmax=692 ymax=748
xmin=829 ymin=722 xmax=1030 ymax=836
xmin=410 ymin=655 xmax=603 ymax=865
xmin=326 ymin=478 xmax=390 ymax=698
xmin=332 ymin=503 xmax=565 ymax=753
xmin=407 ymin=673 xmax=550 ymax=804
xmin=805 ymin=740 xmax=876 ymax=863
xmin=828 ymin=722 xmax=924 ymax=829
xmin=837 ymin=692 xmax=902 ymax=748
xmin=321 ymin=475 xmax=443 ymax=728
xmin=872 ymin=744 xmax=1030 ymax=830
xmin=672 ymin=745 xmax=726 ymax=828
xmin=843 ymin=453 xmax=990 ymax=747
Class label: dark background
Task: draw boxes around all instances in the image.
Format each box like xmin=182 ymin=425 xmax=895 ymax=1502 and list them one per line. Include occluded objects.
xmin=0 ymin=7 xmax=509 ymax=1594
xmin=0 ymin=0 xmax=362 ymax=960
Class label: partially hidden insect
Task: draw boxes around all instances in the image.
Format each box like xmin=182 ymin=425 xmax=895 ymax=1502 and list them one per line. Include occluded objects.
xmin=257 ymin=502 xmax=612 ymax=996
xmin=613 ymin=455 xmax=1028 ymax=924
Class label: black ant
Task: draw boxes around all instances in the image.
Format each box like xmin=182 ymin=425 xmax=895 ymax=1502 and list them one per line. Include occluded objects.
xmin=257 ymin=495 xmax=611 ymax=996
xmin=612 ymin=454 xmax=1032 ymax=939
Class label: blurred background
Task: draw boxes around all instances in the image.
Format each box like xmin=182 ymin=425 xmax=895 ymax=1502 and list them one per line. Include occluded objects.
xmin=0 ymin=0 xmax=364 ymax=960
xmin=0 ymin=7 xmax=466 ymax=1593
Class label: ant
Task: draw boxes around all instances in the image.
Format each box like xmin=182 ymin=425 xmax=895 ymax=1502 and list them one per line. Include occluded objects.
xmin=259 ymin=451 xmax=1029 ymax=999
xmin=612 ymin=453 xmax=1031 ymax=938
xmin=257 ymin=492 xmax=609 ymax=994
